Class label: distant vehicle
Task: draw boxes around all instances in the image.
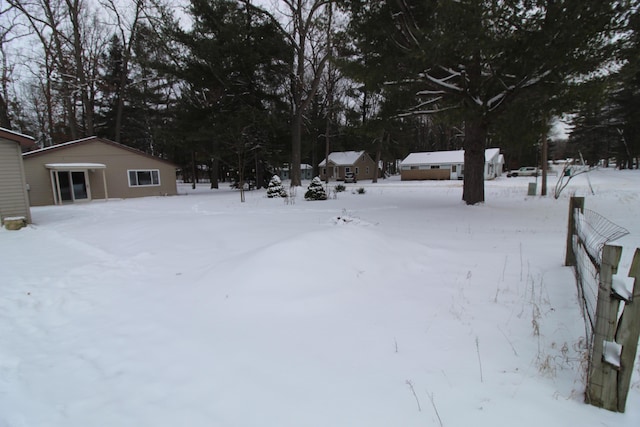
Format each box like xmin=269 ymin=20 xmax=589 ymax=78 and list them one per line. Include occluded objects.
xmin=507 ymin=167 xmax=539 ymax=177
xmin=344 ymin=172 xmax=357 ymax=183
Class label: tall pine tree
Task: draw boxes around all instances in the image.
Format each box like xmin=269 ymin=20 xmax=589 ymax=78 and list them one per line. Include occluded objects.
xmin=171 ymin=0 xmax=292 ymax=190
xmin=346 ymin=0 xmax=625 ymax=204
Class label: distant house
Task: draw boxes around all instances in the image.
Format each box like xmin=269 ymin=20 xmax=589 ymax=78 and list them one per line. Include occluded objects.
xmin=22 ymin=136 xmax=178 ymax=206
xmin=319 ymin=151 xmax=378 ymax=181
xmin=400 ymin=148 xmax=503 ymax=181
xmin=280 ymin=164 xmax=313 ymax=180
xmin=0 ymin=128 xmax=34 ymax=223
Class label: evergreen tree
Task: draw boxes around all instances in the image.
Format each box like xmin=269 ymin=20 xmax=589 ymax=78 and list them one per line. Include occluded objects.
xmin=96 ymin=35 xmax=125 ymax=141
xmin=304 ymin=176 xmax=328 ymax=200
xmin=344 ymin=0 xmax=625 ymax=204
xmin=266 ymin=175 xmax=288 ymax=198
xmin=170 ymin=0 xmax=291 ymax=190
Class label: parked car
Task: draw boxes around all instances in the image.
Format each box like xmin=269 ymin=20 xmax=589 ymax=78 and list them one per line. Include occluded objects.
xmin=344 ymin=172 xmax=357 ymax=183
xmin=507 ymin=166 xmax=539 ymax=177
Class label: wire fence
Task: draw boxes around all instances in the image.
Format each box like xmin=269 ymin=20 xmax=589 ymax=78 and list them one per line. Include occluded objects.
xmin=572 ymin=208 xmax=629 ymax=342
xmin=566 ymin=197 xmax=640 ymax=412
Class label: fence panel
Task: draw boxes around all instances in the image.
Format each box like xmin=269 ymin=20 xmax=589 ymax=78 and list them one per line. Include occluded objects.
xmin=565 ymin=196 xmax=638 ymax=413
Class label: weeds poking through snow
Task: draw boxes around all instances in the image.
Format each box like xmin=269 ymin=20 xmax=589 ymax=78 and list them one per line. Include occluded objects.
xmin=406 ymin=380 xmax=421 ymax=412
xmin=502 ymin=255 xmax=508 ymax=282
xmin=428 ymin=392 xmax=444 ymax=427
xmin=476 ymin=337 xmax=484 ymax=383
xmin=498 ymin=325 xmax=519 ymax=356
xmin=532 ymin=303 xmax=541 ymax=336
xmin=519 ymin=242 xmax=523 ymax=282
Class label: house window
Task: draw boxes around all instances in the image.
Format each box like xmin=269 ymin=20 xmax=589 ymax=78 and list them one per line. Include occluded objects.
xmin=366 ymin=167 xmax=370 ymax=174
xmin=355 ymin=167 xmax=359 ymax=174
xmin=322 ymin=168 xmax=326 ymax=175
xmin=411 ymin=166 xmax=419 ymax=170
xmin=345 ymin=167 xmax=351 ymax=173
xmin=430 ymin=165 xmax=440 ymax=169
xmin=128 ymin=169 xmax=160 ymax=187
xmin=452 ymin=165 xmax=457 ymax=172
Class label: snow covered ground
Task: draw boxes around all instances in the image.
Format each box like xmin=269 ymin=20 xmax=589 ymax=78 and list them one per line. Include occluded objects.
xmin=1 ymin=169 xmax=639 ymax=427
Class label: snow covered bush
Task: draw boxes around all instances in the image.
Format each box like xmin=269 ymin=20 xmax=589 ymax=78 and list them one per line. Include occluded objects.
xmin=266 ymin=175 xmax=287 ymax=198
xmin=304 ymin=176 xmax=328 ymax=201
xmin=334 ymin=184 xmax=346 ymax=193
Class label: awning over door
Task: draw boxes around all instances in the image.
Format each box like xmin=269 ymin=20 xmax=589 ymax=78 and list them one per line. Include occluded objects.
xmin=45 ymin=163 xmax=106 ymax=170
xmin=45 ymin=163 xmax=108 ymax=204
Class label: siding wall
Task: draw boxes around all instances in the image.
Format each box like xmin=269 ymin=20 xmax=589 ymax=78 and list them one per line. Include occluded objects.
xmin=0 ymin=140 xmax=31 ymax=222
xmin=23 ymin=140 xmax=177 ymax=206
xmin=401 ymin=168 xmax=451 ymax=181
xmin=354 ymin=156 xmax=377 ymax=180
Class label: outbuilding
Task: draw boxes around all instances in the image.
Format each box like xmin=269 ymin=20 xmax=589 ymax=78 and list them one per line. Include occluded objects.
xmin=23 ymin=136 xmax=178 ymax=206
xmin=0 ymin=128 xmax=35 ymax=224
xmin=400 ymin=148 xmax=503 ymax=181
xmin=280 ymin=164 xmax=314 ymax=180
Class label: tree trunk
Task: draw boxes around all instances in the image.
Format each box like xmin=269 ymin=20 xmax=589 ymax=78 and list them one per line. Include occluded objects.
xmin=462 ymin=116 xmax=487 ymax=205
xmin=255 ymin=150 xmax=264 ymax=189
xmin=191 ymin=150 xmax=197 ymax=190
xmin=541 ymin=136 xmax=548 ymax=196
xmin=0 ymin=93 xmax=10 ymax=128
xmin=210 ymin=158 xmax=219 ymax=189
xmin=286 ymin=0 xmax=331 ymax=188
xmin=290 ymin=110 xmax=303 ymax=186
xmin=372 ymin=131 xmax=384 ymax=183
xmin=66 ymin=0 xmax=93 ymax=136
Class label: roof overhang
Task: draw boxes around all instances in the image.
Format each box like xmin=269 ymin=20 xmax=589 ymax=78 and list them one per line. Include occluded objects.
xmin=45 ymin=163 xmax=106 ymax=170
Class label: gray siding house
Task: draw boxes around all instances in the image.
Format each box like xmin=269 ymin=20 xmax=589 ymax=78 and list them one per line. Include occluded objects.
xmin=0 ymin=128 xmax=34 ymax=224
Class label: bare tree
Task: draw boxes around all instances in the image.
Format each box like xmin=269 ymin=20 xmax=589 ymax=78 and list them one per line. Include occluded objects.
xmin=0 ymin=0 xmax=29 ymax=128
xmin=9 ymin=0 xmax=107 ymax=140
xmin=280 ymin=0 xmax=332 ymax=187
xmin=100 ymin=0 xmax=144 ymax=143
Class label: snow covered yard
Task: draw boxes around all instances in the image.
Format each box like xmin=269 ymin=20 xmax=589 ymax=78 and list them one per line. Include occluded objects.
xmin=1 ymin=169 xmax=639 ymax=427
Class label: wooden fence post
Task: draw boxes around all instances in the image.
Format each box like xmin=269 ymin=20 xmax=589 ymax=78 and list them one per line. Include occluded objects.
xmin=614 ymin=249 xmax=640 ymax=412
xmin=586 ymin=244 xmax=623 ymax=411
xmin=565 ymin=196 xmax=585 ymax=266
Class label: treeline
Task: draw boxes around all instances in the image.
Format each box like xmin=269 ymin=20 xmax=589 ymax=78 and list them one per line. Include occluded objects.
xmin=1 ymin=1 xmax=638 ymax=201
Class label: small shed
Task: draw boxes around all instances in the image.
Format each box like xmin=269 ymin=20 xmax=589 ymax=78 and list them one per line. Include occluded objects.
xmin=23 ymin=136 xmax=178 ymax=206
xmin=319 ymin=151 xmax=378 ymax=181
xmin=280 ymin=164 xmax=313 ymax=180
xmin=400 ymin=148 xmax=502 ymax=181
xmin=0 ymin=128 xmax=34 ymax=224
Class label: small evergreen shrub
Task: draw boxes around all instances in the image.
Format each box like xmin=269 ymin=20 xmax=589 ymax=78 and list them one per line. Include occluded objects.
xmin=266 ymin=175 xmax=288 ymax=198
xmin=304 ymin=176 xmax=328 ymax=200
xmin=334 ymin=184 xmax=346 ymax=193
xmin=356 ymin=187 xmax=366 ymax=194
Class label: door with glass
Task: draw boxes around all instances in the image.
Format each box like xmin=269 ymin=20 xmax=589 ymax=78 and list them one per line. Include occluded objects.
xmin=54 ymin=170 xmax=90 ymax=203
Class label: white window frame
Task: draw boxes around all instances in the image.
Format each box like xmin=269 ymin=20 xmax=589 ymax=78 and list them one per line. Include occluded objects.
xmin=128 ymin=169 xmax=161 ymax=187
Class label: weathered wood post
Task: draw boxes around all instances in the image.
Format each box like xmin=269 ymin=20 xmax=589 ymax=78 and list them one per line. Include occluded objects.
xmin=565 ymin=196 xmax=585 ymax=266
xmin=614 ymin=249 xmax=640 ymax=412
xmin=586 ymin=244 xmax=623 ymax=411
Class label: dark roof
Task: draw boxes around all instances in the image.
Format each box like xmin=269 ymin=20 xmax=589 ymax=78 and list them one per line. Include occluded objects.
xmin=0 ymin=127 xmax=37 ymax=151
xmin=22 ymin=136 xmax=178 ymax=167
